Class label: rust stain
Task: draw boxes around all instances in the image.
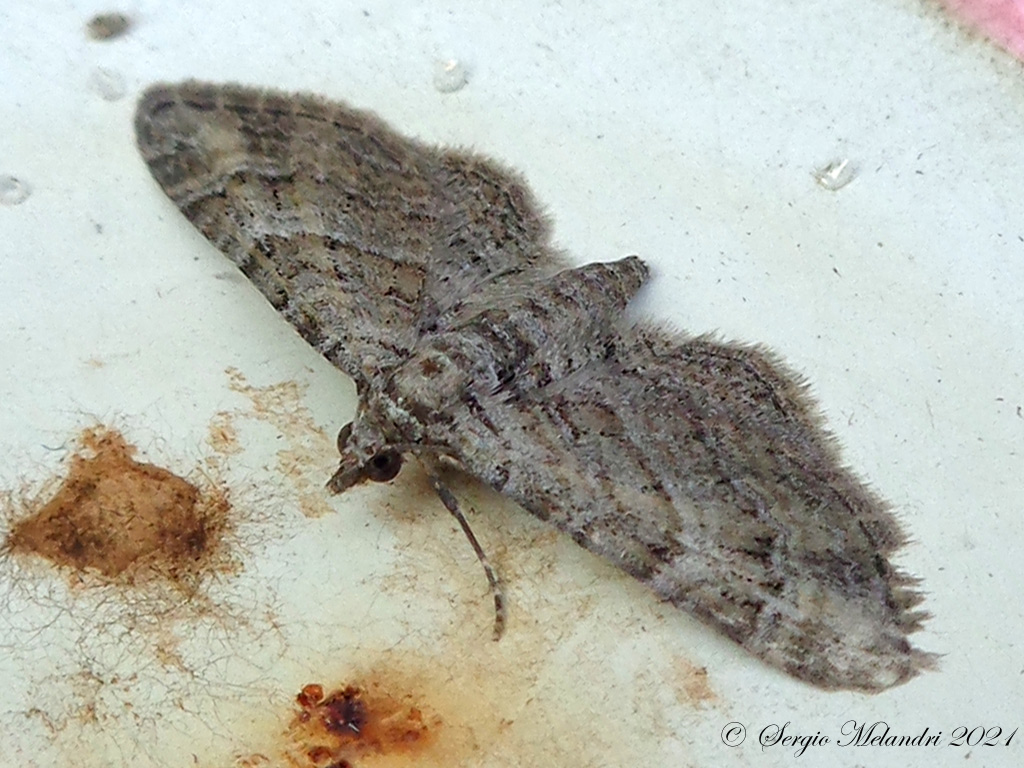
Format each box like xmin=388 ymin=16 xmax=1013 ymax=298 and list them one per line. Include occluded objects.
xmin=672 ymin=659 xmax=716 ymax=707
xmin=281 ymin=680 xmax=441 ymax=767
xmin=224 ymin=367 xmax=338 ymax=518
xmin=208 ymin=410 xmax=243 ymax=457
xmin=5 ymin=426 xmax=234 ymax=589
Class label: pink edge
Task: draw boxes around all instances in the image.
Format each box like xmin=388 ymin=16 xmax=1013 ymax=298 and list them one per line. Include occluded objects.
xmin=937 ymin=0 xmax=1024 ymax=59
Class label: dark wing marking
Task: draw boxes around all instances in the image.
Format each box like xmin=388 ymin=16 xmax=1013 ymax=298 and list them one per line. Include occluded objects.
xmin=451 ymin=328 xmax=933 ymax=691
xmin=134 ymin=81 xmax=564 ymax=386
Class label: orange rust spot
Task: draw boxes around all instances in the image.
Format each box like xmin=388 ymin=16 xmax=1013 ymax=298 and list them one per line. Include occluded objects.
xmin=306 ymin=746 xmax=333 ymax=764
xmin=297 ymin=684 xmax=325 ymax=709
xmin=5 ymin=427 xmax=233 ymax=588
xmin=286 ymin=681 xmax=440 ymax=766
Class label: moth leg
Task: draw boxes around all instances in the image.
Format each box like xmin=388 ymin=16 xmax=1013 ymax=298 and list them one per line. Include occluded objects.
xmin=424 ymin=468 xmax=506 ymax=641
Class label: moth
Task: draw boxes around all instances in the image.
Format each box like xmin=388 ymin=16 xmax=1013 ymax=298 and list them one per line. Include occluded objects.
xmin=135 ymin=81 xmax=933 ymax=692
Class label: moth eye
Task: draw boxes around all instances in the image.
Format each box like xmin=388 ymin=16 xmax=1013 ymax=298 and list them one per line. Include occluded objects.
xmin=336 ymin=422 xmax=353 ymax=454
xmin=365 ymin=451 xmax=402 ymax=482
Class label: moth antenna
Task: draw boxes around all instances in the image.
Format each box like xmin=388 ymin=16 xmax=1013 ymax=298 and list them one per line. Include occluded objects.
xmin=426 ymin=470 xmax=506 ymax=641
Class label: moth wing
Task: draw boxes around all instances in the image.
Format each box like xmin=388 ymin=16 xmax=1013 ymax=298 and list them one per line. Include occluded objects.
xmin=453 ymin=328 xmax=933 ymax=691
xmin=134 ymin=81 xmax=563 ymax=385
xmin=415 ymin=135 xmax=569 ymax=322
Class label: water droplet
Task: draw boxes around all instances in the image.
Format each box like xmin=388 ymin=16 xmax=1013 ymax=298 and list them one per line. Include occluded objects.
xmin=433 ymin=59 xmax=468 ymax=93
xmin=0 ymin=176 xmax=31 ymax=206
xmin=89 ymin=67 xmax=126 ymax=101
xmin=813 ymin=159 xmax=856 ymax=191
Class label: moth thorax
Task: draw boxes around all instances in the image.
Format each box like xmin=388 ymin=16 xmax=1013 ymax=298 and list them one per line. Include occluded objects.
xmin=390 ymin=348 xmax=467 ymax=414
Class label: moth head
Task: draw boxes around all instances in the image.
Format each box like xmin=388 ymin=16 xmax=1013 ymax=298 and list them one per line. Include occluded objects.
xmin=327 ymin=420 xmax=404 ymax=493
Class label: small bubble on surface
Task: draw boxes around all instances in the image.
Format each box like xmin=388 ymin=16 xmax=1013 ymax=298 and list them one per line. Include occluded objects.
xmin=0 ymin=176 xmax=31 ymax=206
xmin=813 ymin=158 xmax=857 ymax=191
xmin=433 ymin=59 xmax=469 ymax=93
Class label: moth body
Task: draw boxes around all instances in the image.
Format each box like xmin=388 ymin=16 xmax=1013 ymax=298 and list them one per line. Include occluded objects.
xmin=135 ymin=81 xmax=934 ymax=692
